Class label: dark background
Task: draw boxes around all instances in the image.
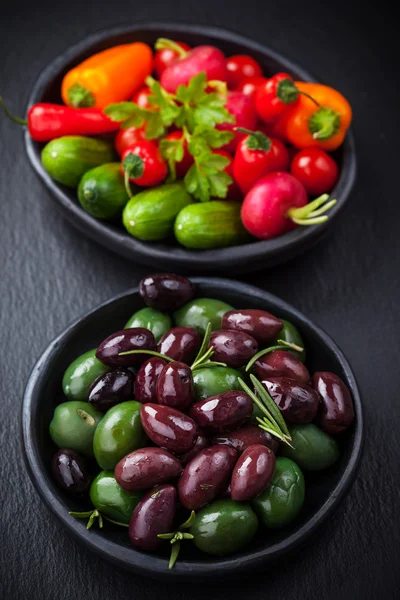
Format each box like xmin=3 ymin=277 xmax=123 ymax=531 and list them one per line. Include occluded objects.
xmin=1 ymin=1 xmax=399 ymax=598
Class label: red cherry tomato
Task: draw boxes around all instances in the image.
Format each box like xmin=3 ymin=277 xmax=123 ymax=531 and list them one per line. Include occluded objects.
xmin=290 ymin=148 xmax=339 ymax=196
xmin=226 ymin=55 xmax=263 ymax=89
xmin=115 ymin=126 xmax=145 ymax=156
xmin=163 ymin=130 xmax=194 ymax=178
xmin=214 ymin=149 xmax=242 ymax=201
xmin=154 ymin=41 xmax=191 ymax=78
xmin=236 ymin=76 xmax=267 ymax=100
xmin=255 ymin=73 xmax=300 ymax=124
xmin=269 ymin=137 xmax=290 ymax=172
xmin=132 ymin=87 xmax=153 ymax=109
xmin=121 ymin=140 xmax=167 ymax=187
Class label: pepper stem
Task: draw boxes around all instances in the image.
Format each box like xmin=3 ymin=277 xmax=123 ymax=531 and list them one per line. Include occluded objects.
xmin=287 ymin=194 xmax=337 ymax=226
xmin=67 ymin=83 xmax=95 ymax=108
xmin=0 ymin=97 xmax=27 ymax=126
xmin=154 ymin=38 xmax=188 ymax=58
xmin=308 ymin=106 xmax=341 ymax=140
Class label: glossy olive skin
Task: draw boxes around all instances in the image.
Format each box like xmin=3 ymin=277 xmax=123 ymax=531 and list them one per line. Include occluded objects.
xmin=190 ymin=499 xmax=258 ymax=556
xmin=212 ymin=424 xmax=279 ymax=454
xmin=178 ymin=445 xmax=237 ymax=510
xmin=140 ymin=403 xmax=197 ymax=454
xmin=192 ymin=366 xmax=242 ymax=402
xmin=88 ymin=368 xmax=135 ymax=412
xmin=115 ymin=447 xmax=182 ymax=492
xmin=313 ymin=371 xmax=355 ymax=434
xmin=174 ymin=298 xmax=234 ymax=335
xmin=51 ymin=448 xmax=91 ymax=498
xmin=49 ymin=401 xmax=103 ymax=458
xmin=135 ymin=357 xmax=166 ymax=404
xmin=281 ymin=424 xmax=340 ymax=471
xmin=90 ymin=471 xmax=143 ymax=524
xmin=222 ymin=309 xmax=283 ymax=345
xmin=190 ymin=391 xmax=253 ymax=433
xmin=62 ymin=349 xmax=110 ymax=401
xmin=254 ymin=350 xmax=310 ymax=384
xmin=156 ymin=361 xmax=194 ymax=410
xmin=93 ymin=401 xmax=146 ymax=469
xmin=96 ymin=328 xmax=156 ymax=367
xmin=209 ymin=329 xmax=258 ymax=369
xmin=140 ymin=273 xmax=195 ymax=311
xmin=157 ymin=326 xmax=201 ymax=364
xmin=252 ymin=457 xmax=305 ymax=528
xmin=272 ymin=319 xmax=306 ymax=362
xmin=124 ymin=307 xmax=172 ymax=343
xmin=178 ymin=429 xmax=209 ymax=466
xmin=230 ymin=444 xmax=276 ymax=502
xmin=262 ymin=377 xmax=319 ymax=423
xmin=129 ymin=484 xmax=177 ymax=550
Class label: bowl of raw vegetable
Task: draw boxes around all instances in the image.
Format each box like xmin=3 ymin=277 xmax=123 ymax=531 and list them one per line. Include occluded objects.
xmin=22 ymin=273 xmax=363 ymax=580
xmin=2 ymin=22 xmax=356 ymax=273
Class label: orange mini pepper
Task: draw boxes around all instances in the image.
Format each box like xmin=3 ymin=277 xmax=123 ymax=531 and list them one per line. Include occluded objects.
xmin=281 ymin=82 xmax=352 ymax=151
xmin=61 ymin=43 xmax=153 ymax=109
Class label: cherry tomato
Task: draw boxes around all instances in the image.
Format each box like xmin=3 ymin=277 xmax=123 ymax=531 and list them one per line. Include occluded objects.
xmin=226 ymin=55 xmax=263 ymax=89
xmin=290 ymin=148 xmax=339 ymax=196
xmin=215 ymin=150 xmax=242 ymax=201
xmin=163 ymin=130 xmax=193 ymax=178
xmin=154 ymin=41 xmax=191 ymax=78
xmin=115 ymin=126 xmax=145 ymax=156
xmin=122 ymin=140 xmax=168 ymax=187
xmin=132 ymin=87 xmax=153 ymax=109
xmin=269 ymin=137 xmax=290 ymax=172
xmin=256 ymin=73 xmax=300 ymax=124
xmin=236 ymin=76 xmax=267 ymax=100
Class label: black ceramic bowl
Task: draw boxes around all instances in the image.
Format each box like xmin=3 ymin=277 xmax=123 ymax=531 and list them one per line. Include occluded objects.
xmin=22 ymin=278 xmax=363 ymax=581
xmin=25 ymin=23 xmax=356 ymax=274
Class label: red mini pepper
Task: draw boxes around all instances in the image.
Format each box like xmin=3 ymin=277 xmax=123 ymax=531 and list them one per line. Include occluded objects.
xmin=0 ymin=99 xmax=119 ymax=142
xmin=255 ymin=73 xmax=315 ymax=125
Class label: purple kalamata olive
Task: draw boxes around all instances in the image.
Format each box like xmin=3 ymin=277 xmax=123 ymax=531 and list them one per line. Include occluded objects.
xmin=115 ymin=447 xmax=182 ymax=492
xmin=157 ymin=326 xmax=201 ymax=364
xmin=222 ymin=309 xmax=283 ymax=345
xmin=51 ymin=448 xmax=92 ymax=499
xmin=140 ymin=273 xmax=195 ymax=311
xmin=212 ymin=424 xmax=279 ymax=454
xmin=156 ymin=361 xmax=194 ymax=410
xmin=208 ymin=329 xmax=258 ymax=369
xmin=190 ymin=391 xmax=253 ymax=433
xmin=219 ymin=482 xmax=232 ymax=499
xmin=262 ymin=377 xmax=319 ymax=423
xmin=178 ymin=445 xmax=238 ymax=510
xmin=129 ymin=484 xmax=177 ymax=551
xmin=254 ymin=350 xmax=310 ymax=384
xmin=96 ymin=328 xmax=155 ymax=367
xmin=230 ymin=444 xmax=276 ymax=502
xmin=179 ymin=430 xmax=210 ymax=466
xmin=313 ymin=371 xmax=355 ymax=434
xmin=88 ymin=368 xmax=135 ymax=412
xmin=135 ymin=357 xmax=166 ymax=404
xmin=140 ymin=404 xmax=198 ymax=454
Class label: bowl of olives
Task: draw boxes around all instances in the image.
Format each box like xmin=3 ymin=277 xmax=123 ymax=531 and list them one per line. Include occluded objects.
xmin=22 ymin=274 xmax=363 ymax=580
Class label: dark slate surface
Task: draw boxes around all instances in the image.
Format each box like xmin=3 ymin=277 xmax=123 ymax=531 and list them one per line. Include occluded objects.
xmin=0 ymin=1 xmax=398 ymax=598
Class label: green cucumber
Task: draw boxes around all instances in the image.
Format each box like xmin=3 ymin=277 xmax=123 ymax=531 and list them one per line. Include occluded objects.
xmin=174 ymin=201 xmax=250 ymax=249
xmin=41 ymin=136 xmax=115 ymax=188
xmin=123 ymin=182 xmax=193 ymax=241
xmin=78 ymin=163 xmax=131 ymax=219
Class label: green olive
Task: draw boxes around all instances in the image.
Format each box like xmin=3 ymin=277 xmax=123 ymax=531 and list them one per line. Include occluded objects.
xmin=93 ymin=401 xmax=146 ymax=470
xmin=174 ymin=298 xmax=234 ymax=335
xmin=90 ymin=471 xmax=142 ymax=524
xmin=49 ymin=401 xmax=103 ymax=457
xmin=281 ymin=423 xmax=340 ymax=471
xmin=190 ymin=499 xmax=258 ymax=555
xmin=124 ymin=307 xmax=172 ymax=343
xmin=252 ymin=457 xmax=305 ymax=528
xmin=62 ymin=349 xmax=110 ymax=402
xmin=192 ymin=366 xmax=242 ymax=401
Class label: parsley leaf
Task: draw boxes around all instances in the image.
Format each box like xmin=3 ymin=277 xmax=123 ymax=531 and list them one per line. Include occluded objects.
xmin=104 ymin=102 xmax=144 ymax=122
xmin=191 ymin=124 xmax=234 ymax=149
xmin=159 ymin=136 xmax=185 ymax=180
xmin=193 ymin=93 xmax=234 ymax=128
xmin=184 ymin=152 xmax=232 ymax=202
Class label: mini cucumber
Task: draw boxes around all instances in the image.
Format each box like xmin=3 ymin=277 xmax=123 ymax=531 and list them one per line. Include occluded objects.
xmin=78 ymin=163 xmax=131 ymax=219
xmin=174 ymin=201 xmax=250 ymax=249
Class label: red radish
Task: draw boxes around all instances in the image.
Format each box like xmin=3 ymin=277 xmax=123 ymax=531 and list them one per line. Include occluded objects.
xmin=132 ymin=86 xmax=153 ymax=109
xmin=154 ymin=40 xmax=191 ymax=78
xmin=218 ymin=91 xmax=258 ymax=154
xmin=233 ymin=129 xmax=290 ymax=194
xmin=214 ymin=149 xmax=242 ymax=201
xmin=226 ymin=55 xmax=263 ymax=89
xmin=115 ymin=126 xmax=145 ymax=156
xmin=160 ymin=45 xmax=227 ymax=93
xmin=236 ymin=76 xmax=267 ymax=100
xmin=241 ymin=171 xmax=336 ymax=239
xmin=122 ymin=140 xmax=167 ymax=189
xmin=163 ymin=130 xmax=194 ymax=178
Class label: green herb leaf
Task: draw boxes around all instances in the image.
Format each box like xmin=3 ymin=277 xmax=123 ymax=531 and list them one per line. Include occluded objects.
xmin=159 ymin=135 xmax=185 ymax=180
xmin=193 ymin=93 xmax=234 ymax=128
xmin=104 ymin=102 xmax=143 ymax=122
xmin=245 ymin=341 xmax=304 ymax=372
xmin=176 ymin=72 xmax=207 ymax=104
xmin=250 ymin=375 xmax=291 ymax=438
xmin=169 ymin=540 xmax=181 ymax=569
xmin=192 ymin=124 xmax=234 ymax=149
xmin=184 ymin=152 xmax=232 ymax=202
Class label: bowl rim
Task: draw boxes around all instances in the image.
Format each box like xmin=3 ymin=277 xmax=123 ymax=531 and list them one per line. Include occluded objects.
xmin=24 ymin=21 xmax=357 ymax=271
xmin=21 ymin=277 xmax=364 ymax=580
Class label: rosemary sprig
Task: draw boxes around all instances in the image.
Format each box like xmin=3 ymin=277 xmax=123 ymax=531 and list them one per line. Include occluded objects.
xmin=245 ymin=339 xmax=304 ymax=372
xmin=250 ymin=374 xmax=291 ymax=439
xmin=117 ymin=349 xmax=175 ymax=361
xmin=158 ymin=510 xmax=196 ymax=569
xmin=190 ymin=322 xmax=227 ymax=371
